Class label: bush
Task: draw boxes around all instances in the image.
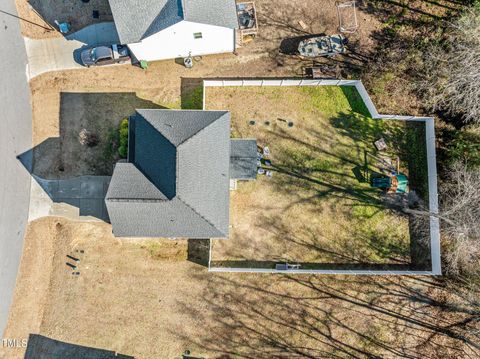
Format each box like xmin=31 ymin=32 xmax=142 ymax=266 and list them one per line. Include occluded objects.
xmin=118 ymin=119 xmax=129 ymax=158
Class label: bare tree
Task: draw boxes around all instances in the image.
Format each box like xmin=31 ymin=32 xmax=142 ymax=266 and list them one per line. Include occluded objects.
xmin=440 ymin=162 xmax=480 ymax=276
xmin=421 ymin=6 xmax=480 ymax=123
xmin=405 ymin=162 xmax=480 ymax=276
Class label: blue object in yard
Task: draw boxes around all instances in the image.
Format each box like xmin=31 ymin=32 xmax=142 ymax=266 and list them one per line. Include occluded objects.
xmin=395 ymin=173 xmax=408 ymax=193
xmin=54 ymin=20 xmax=70 ymax=34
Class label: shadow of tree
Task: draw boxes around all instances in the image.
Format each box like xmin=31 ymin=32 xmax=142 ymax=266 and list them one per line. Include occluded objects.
xmin=173 ymin=272 xmax=480 ymax=358
xmin=24 ymin=334 xmax=134 ymax=358
xmin=28 ymin=0 xmax=114 ymax=34
xmin=16 ymin=92 xmax=163 ymax=221
xmin=208 ymin=84 xmax=432 ymax=269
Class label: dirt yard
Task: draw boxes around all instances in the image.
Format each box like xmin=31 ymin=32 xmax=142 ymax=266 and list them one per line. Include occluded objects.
xmin=1 ymin=218 xmax=477 ymax=359
xmin=15 ymin=0 xmax=113 ymax=39
xmin=32 ymin=92 xmax=162 ymax=179
xmin=206 ymin=85 xmax=425 ymax=267
xmin=25 ymin=0 xmax=383 ymax=178
xmin=16 ymin=0 xmax=379 ymax=72
xmin=7 ymin=1 xmax=473 ymax=358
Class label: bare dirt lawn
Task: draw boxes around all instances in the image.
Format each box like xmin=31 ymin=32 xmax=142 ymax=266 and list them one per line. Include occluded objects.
xmin=1 ymin=218 xmax=477 ymax=359
xmin=16 ymin=0 xmax=379 ymax=75
xmin=32 ymin=92 xmax=161 ymax=179
xmin=15 ymin=0 xmax=113 ymax=39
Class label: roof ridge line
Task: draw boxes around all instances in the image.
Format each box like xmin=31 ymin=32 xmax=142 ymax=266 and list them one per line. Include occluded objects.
xmin=176 ymin=196 xmax=222 ymax=235
xmin=177 ymin=111 xmax=229 ymax=147
xmin=134 ymin=111 xmax=178 ymax=147
xmin=105 ymin=198 xmax=169 ymax=202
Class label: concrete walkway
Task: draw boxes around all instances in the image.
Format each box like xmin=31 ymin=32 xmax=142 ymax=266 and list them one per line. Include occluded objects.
xmin=29 ymin=175 xmax=111 ymax=222
xmin=25 ymin=22 xmax=119 ymax=79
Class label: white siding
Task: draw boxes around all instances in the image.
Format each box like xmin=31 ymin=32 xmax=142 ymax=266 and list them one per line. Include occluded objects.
xmin=127 ymin=21 xmax=235 ymax=62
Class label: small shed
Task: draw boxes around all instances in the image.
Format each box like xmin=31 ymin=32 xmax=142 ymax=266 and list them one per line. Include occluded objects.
xmin=230 ymin=139 xmax=258 ymax=180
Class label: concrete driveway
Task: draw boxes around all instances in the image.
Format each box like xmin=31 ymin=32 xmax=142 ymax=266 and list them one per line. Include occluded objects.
xmin=25 ymin=22 xmax=120 ymax=79
xmin=0 ymin=1 xmax=33 ymax=336
xmin=29 ymin=176 xmax=111 ymax=222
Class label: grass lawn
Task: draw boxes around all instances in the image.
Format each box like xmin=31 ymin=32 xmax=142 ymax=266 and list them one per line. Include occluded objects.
xmin=205 ymin=85 xmax=429 ymax=268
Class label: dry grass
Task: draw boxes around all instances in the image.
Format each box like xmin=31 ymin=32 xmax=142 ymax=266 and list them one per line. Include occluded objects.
xmin=1 ymin=218 xmax=477 ymax=359
xmin=206 ymin=86 xmax=413 ymax=266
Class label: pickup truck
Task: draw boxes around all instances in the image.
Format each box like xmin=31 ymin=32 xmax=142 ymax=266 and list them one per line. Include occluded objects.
xmin=80 ymin=44 xmax=131 ymax=67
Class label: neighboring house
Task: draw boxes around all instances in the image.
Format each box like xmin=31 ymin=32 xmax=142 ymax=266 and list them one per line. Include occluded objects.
xmin=108 ymin=0 xmax=238 ymax=62
xmin=105 ymin=109 xmax=257 ymax=238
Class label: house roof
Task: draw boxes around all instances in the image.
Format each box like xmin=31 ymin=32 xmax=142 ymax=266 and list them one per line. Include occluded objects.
xmin=106 ymin=109 xmax=231 ymax=238
xmin=230 ymin=139 xmax=258 ymax=180
xmin=109 ymin=0 xmax=238 ymax=44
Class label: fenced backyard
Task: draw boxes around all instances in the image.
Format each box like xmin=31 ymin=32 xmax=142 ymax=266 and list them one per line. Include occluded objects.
xmin=203 ymin=79 xmax=440 ymax=275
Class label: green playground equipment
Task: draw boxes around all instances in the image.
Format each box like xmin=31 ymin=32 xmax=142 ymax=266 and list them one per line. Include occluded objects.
xmin=395 ymin=174 xmax=408 ymax=193
xmin=371 ymin=173 xmax=408 ymax=193
xmin=372 ymin=176 xmax=391 ymax=189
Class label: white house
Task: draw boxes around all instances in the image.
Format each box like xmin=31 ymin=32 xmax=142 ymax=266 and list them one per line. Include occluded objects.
xmin=108 ymin=0 xmax=238 ymax=62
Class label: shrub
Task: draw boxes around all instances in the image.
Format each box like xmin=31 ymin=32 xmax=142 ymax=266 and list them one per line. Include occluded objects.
xmin=118 ymin=119 xmax=129 ymax=158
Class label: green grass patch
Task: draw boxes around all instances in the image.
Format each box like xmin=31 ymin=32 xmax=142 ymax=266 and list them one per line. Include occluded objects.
xmin=181 ymin=86 xmax=203 ymax=109
xmin=301 ymin=85 xmax=371 ymax=118
xmin=118 ymin=118 xmax=129 ymax=158
xmin=206 ymin=85 xmax=419 ymax=265
xmin=402 ymin=121 xmax=429 ymax=202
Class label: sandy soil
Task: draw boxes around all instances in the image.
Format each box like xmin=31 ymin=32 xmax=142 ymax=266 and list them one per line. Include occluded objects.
xmin=1 ymin=218 xmax=477 ymax=359
xmin=15 ymin=0 xmax=379 ymax=56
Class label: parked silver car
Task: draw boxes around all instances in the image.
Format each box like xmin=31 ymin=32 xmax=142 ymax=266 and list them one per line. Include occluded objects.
xmin=80 ymin=44 xmax=131 ymax=67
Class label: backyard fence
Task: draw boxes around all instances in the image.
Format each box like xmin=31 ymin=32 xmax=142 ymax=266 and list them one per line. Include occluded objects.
xmin=203 ymin=78 xmax=441 ymax=276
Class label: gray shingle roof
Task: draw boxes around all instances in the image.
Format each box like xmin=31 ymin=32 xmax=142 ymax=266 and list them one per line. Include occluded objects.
xmin=106 ymin=109 xmax=231 ymax=238
xmin=106 ymin=198 xmax=226 ymax=238
xmin=109 ymin=0 xmax=182 ymax=44
xmin=106 ymin=162 xmax=168 ymax=201
xmin=130 ymin=114 xmax=177 ymax=199
xmin=183 ymin=0 xmax=238 ymax=29
xmin=230 ymin=139 xmax=258 ymax=180
xmin=109 ymin=0 xmax=237 ymax=44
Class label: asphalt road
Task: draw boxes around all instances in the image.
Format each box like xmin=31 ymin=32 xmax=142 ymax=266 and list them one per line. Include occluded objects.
xmin=0 ymin=3 xmax=33 ymax=335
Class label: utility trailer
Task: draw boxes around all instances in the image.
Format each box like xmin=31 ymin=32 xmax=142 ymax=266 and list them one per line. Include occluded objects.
xmin=236 ymin=1 xmax=258 ymax=45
